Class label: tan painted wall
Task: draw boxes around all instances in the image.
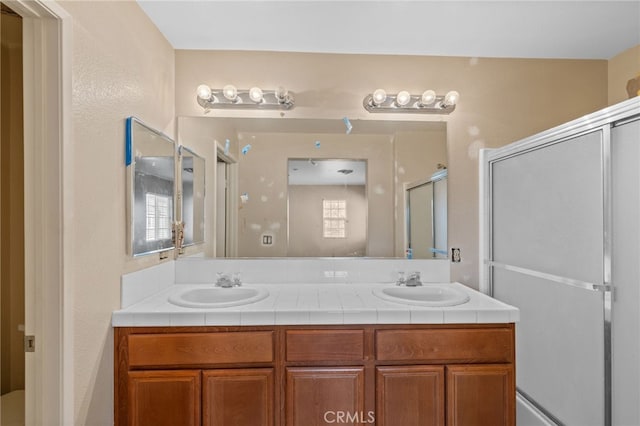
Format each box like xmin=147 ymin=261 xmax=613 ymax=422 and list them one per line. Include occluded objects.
xmin=175 ymin=50 xmax=607 ymax=286
xmin=608 ymin=45 xmax=640 ymax=105
xmin=58 ymin=1 xmax=175 ymax=424
xmin=1 ymin=6 xmax=25 ymax=394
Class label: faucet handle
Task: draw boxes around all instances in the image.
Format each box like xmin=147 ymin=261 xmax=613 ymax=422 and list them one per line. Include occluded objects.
xmin=232 ymin=272 xmax=242 ymax=287
xmin=396 ymin=271 xmax=406 ymax=286
xmin=408 ymin=271 xmax=422 ymax=286
xmin=215 ymin=272 xmax=233 ymax=287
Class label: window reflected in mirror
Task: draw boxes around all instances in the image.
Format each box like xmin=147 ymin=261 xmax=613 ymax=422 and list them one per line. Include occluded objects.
xmin=126 ymin=117 xmax=176 ymax=256
xmin=288 ymin=159 xmax=367 ymax=257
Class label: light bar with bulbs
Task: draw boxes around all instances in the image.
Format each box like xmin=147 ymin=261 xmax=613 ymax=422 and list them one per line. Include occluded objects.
xmin=363 ymin=89 xmax=459 ymax=114
xmin=196 ymin=84 xmax=295 ymax=111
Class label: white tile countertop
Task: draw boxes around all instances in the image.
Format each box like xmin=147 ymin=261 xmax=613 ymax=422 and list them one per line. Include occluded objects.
xmin=111 ymin=282 xmax=519 ymax=327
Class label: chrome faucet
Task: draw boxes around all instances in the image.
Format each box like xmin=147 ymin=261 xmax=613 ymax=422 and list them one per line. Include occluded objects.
xmin=405 ymin=271 xmax=422 ymax=287
xmin=215 ymin=272 xmax=241 ymax=288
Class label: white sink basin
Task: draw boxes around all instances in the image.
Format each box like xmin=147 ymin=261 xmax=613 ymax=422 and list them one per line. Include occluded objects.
xmin=168 ymin=287 xmax=269 ymax=309
xmin=372 ymin=284 xmax=470 ymax=307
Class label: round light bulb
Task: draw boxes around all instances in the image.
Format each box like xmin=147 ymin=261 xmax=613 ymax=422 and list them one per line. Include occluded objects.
xmin=443 ymin=90 xmax=460 ymax=107
xmin=372 ymin=89 xmax=387 ymax=105
xmin=396 ymin=90 xmax=411 ymax=106
xmin=420 ymin=90 xmax=436 ymax=106
xmin=222 ymin=84 xmax=238 ymax=101
xmin=196 ymin=84 xmax=212 ymax=100
xmin=249 ymin=87 xmax=263 ymax=103
xmin=275 ymin=86 xmax=288 ymax=101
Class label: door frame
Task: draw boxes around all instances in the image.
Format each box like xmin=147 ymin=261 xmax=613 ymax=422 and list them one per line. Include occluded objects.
xmin=215 ymin=144 xmax=237 ymax=258
xmin=7 ymin=0 xmax=71 ymax=424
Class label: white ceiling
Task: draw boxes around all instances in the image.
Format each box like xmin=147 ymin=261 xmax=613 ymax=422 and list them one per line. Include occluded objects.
xmin=288 ymin=159 xmax=367 ymax=185
xmin=137 ymin=1 xmax=640 ymax=60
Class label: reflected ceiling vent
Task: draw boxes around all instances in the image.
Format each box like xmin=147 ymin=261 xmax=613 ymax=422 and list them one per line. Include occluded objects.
xmin=363 ymin=89 xmax=459 ymax=114
xmin=196 ymin=84 xmax=294 ymax=112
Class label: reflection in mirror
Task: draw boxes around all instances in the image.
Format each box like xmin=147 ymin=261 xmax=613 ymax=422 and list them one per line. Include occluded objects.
xmin=288 ymin=159 xmax=367 ymax=256
xmin=406 ymin=169 xmax=447 ymax=259
xmin=126 ymin=117 xmax=176 ymax=256
xmin=177 ymin=117 xmax=447 ymax=258
xmin=179 ymin=146 xmax=206 ymax=247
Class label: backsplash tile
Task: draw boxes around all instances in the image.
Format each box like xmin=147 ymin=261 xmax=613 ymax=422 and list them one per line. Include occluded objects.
xmin=172 ymin=258 xmax=450 ymax=286
xmin=121 ymin=261 xmax=175 ymax=308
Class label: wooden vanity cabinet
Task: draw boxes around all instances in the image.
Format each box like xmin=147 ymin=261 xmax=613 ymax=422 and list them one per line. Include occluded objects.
xmin=115 ymin=327 xmax=276 ymax=426
xmin=115 ymin=324 xmax=515 ymax=426
xmin=203 ymin=368 xmax=274 ymax=426
xmin=376 ymin=366 xmax=445 ymax=426
xmin=128 ymin=370 xmax=201 ymax=426
xmin=283 ymin=329 xmax=368 ymax=426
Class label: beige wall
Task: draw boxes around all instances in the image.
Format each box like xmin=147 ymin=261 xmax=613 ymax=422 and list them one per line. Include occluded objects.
xmin=58 ymin=1 xmax=175 ymax=424
xmin=1 ymin=6 xmax=25 ymax=394
xmin=608 ymin=45 xmax=640 ymax=105
xmin=175 ymin=50 xmax=607 ymax=286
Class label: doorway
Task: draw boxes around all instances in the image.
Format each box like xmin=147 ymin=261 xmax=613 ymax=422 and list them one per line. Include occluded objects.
xmin=216 ymin=146 xmax=237 ymax=258
xmin=0 ymin=3 xmax=25 ymax=424
xmin=216 ymin=157 xmax=228 ymax=257
xmin=1 ymin=1 xmax=70 ymax=424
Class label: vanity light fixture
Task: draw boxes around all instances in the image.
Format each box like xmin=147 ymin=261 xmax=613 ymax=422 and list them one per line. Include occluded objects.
xmin=196 ymin=84 xmax=295 ymax=111
xmin=363 ymin=89 xmax=459 ymax=114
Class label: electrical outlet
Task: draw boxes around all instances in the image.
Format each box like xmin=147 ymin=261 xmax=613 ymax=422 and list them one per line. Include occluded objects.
xmin=261 ymin=234 xmax=273 ymax=245
xmin=451 ymin=248 xmax=461 ymax=263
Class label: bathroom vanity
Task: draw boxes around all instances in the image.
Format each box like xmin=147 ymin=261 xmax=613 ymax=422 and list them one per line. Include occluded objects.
xmin=115 ymin=323 xmax=514 ymax=426
xmin=113 ymin=259 xmax=518 ymax=426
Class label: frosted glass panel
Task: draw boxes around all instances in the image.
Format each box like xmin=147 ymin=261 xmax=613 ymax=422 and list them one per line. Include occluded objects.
xmin=492 ymin=131 xmax=603 ymax=284
xmin=493 ymin=267 xmax=604 ymax=425
xmin=611 ymin=119 xmax=640 ymax=426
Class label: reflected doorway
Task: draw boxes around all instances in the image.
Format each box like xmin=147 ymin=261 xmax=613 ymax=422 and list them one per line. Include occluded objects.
xmin=1 ymin=3 xmax=25 ymax=425
xmin=216 ymin=151 xmax=233 ymax=258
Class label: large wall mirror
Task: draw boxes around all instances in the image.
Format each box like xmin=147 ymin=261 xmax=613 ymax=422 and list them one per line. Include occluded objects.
xmin=126 ymin=117 xmax=176 ymax=256
xmin=126 ymin=117 xmax=207 ymax=257
xmin=178 ymin=116 xmax=448 ymax=259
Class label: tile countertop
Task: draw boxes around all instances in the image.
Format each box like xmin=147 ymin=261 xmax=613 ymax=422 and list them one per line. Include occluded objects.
xmin=111 ymin=282 xmax=519 ymax=327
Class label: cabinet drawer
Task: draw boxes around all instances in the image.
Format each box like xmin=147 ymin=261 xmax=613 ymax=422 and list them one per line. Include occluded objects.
xmin=286 ymin=330 xmax=364 ymax=362
xmin=128 ymin=331 xmax=274 ymax=367
xmin=376 ymin=328 xmax=513 ymax=363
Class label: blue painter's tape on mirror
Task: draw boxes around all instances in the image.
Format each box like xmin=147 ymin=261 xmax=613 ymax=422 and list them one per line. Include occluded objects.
xmin=125 ymin=117 xmax=133 ymax=166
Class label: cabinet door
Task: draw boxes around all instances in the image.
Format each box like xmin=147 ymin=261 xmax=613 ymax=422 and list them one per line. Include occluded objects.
xmin=447 ymin=364 xmax=514 ymax=426
xmin=376 ymin=366 xmax=445 ymax=426
xmin=285 ymin=367 xmax=365 ymax=426
xmin=203 ymin=368 xmax=274 ymax=426
xmin=128 ymin=370 xmax=200 ymax=426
